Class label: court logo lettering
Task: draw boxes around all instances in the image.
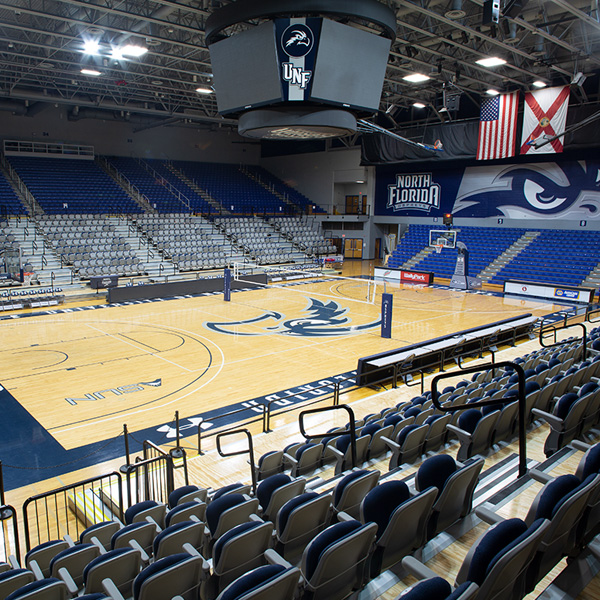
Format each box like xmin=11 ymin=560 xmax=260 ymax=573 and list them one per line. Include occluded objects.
xmin=204 ymin=298 xmax=380 ymax=337
xmin=65 ymin=378 xmax=162 ymax=405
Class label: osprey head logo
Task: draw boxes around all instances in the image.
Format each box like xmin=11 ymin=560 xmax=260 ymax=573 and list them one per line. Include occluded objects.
xmin=204 ymin=297 xmax=380 ymax=337
xmin=452 ymin=161 xmax=600 ymax=219
xmin=282 ymin=24 xmax=314 ymax=57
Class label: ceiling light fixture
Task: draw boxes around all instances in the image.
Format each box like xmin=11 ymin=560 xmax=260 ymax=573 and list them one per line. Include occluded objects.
xmin=486 ymin=89 xmax=500 ymax=96
xmin=403 ymin=73 xmax=430 ymax=83
xmin=121 ymin=44 xmax=148 ymax=57
xmin=532 ymin=80 xmax=547 ymax=88
xmin=476 ymin=57 xmax=507 ymax=67
xmin=413 ymin=102 xmax=426 ymax=108
xmin=81 ymin=68 xmax=101 ymax=76
xmin=195 ymin=86 xmax=213 ymax=94
xmin=83 ymin=40 xmax=100 ymax=55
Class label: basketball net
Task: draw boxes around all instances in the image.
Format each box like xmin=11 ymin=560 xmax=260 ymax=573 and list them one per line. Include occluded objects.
xmin=434 ymin=244 xmax=443 ymax=254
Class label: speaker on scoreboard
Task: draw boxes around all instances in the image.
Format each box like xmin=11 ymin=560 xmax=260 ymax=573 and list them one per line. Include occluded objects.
xmin=206 ymin=0 xmax=396 ymax=140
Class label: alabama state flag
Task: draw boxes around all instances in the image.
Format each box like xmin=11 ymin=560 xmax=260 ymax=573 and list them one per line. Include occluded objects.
xmin=520 ymin=85 xmax=570 ymax=155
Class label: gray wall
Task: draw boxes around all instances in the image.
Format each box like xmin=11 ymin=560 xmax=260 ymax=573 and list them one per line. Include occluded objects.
xmin=0 ymin=106 xmax=260 ymax=163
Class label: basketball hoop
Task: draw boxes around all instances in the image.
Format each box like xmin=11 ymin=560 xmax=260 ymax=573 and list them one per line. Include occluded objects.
xmin=434 ymin=244 xmax=443 ymax=254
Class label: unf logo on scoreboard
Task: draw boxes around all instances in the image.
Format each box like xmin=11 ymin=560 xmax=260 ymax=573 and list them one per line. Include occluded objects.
xmin=275 ymin=18 xmax=321 ymax=101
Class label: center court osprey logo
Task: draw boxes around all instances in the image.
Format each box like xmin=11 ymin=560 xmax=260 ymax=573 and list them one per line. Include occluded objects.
xmin=204 ymin=298 xmax=381 ymax=337
xmin=282 ymin=24 xmax=314 ymax=57
xmin=452 ymin=161 xmax=600 ymax=219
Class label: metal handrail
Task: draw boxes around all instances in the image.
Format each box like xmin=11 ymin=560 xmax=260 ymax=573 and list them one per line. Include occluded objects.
xmin=23 ymin=471 xmax=123 ymax=551
xmin=299 ymin=404 xmax=357 ymax=470
xmin=539 ymin=321 xmax=588 ymax=362
xmin=585 ymin=303 xmax=600 ymax=324
xmin=0 ymin=504 xmax=20 ymax=563
xmin=197 ymin=403 xmax=268 ymax=455
xmin=216 ymin=428 xmax=257 ymax=495
xmin=431 ymin=361 xmax=528 ymax=477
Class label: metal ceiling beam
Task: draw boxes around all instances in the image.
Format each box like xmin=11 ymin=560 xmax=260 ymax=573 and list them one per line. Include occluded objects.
xmin=394 ymin=0 xmax=572 ymax=77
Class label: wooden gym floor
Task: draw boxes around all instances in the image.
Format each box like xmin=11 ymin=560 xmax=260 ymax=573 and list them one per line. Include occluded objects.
xmin=1 ymin=261 xmax=598 ymax=599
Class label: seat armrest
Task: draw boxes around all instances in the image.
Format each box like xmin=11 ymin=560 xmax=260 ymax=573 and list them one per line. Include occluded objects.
xmin=571 ymin=440 xmax=592 ymax=452
xmin=475 ymin=504 xmax=504 ymax=525
xmin=336 ymin=511 xmax=354 ymax=523
xmin=102 ymin=578 xmax=126 ymax=600
xmin=8 ymin=555 xmax=20 ymax=569
xmin=58 ymin=566 xmax=78 ymax=595
xmin=128 ymin=539 xmax=149 ymax=563
xmin=381 ymin=436 xmax=399 ymax=451
xmin=249 ymin=514 xmax=264 ymax=523
xmin=401 ymin=556 xmax=440 ymax=581
xmin=446 ymin=424 xmax=473 ymax=443
xmin=325 ymin=446 xmax=343 ymax=459
xmin=182 ymin=543 xmax=210 ymax=574
xmin=283 ymin=453 xmax=297 ymax=467
xmin=529 ymin=468 xmax=553 ymax=484
xmin=28 ymin=560 xmax=44 ymax=581
xmin=90 ymin=536 xmax=108 ymax=553
xmin=531 ymin=408 xmax=563 ymax=429
xmin=265 ymin=549 xmax=293 ymax=568
xmin=144 ymin=515 xmax=161 ymax=532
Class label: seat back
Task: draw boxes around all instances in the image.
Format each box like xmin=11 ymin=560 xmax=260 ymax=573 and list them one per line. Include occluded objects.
xmin=361 ymin=483 xmax=437 ymax=576
xmin=80 ymin=522 xmax=121 ymax=550
xmin=301 ymin=520 xmax=377 ymax=600
xmin=333 ymin=470 xmax=380 ymax=519
xmin=83 ymin=547 xmax=141 ymax=596
xmin=168 ymin=485 xmax=208 ymax=508
xmin=0 ymin=569 xmax=36 ymax=600
xmin=389 ymin=424 xmax=428 ymax=468
xmin=428 ymin=458 xmax=484 ymax=539
xmin=125 ymin=501 xmax=166 ymax=529
xmin=215 ymin=564 xmax=301 ymax=600
xmin=210 ymin=521 xmax=273 ymax=596
xmin=367 ymin=425 xmax=393 ymax=459
xmin=133 ymin=553 xmax=204 ymax=600
xmin=4 ymin=578 xmax=68 ymax=600
xmin=49 ymin=544 xmax=100 ymax=590
xmin=457 ymin=518 xmax=549 ymax=600
xmin=206 ymin=494 xmax=260 ymax=540
xmin=25 ymin=541 xmax=70 ymax=578
xmin=293 ymin=444 xmax=322 ymax=476
xmin=423 ymin=415 xmax=451 ymax=454
xmin=526 ymin=473 xmax=600 ymax=587
xmin=165 ymin=500 xmax=207 ymax=527
xmin=398 ymin=577 xmax=478 ymax=600
xmin=258 ymin=477 xmax=306 ymax=523
xmin=255 ymin=451 xmax=285 ymax=481
xmin=153 ymin=520 xmax=206 ymax=560
xmin=469 ymin=410 xmax=500 ymax=457
xmin=111 ymin=522 xmax=157 ymax=556
xmin=492 ymin=402 xmax=518 ymax=445
xmin=276 ymin=492 xmax=332 ymax=564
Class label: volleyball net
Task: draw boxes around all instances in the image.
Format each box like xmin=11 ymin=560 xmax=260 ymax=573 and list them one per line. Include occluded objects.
xmin=231 ymin=262 xmax=379 ymax=305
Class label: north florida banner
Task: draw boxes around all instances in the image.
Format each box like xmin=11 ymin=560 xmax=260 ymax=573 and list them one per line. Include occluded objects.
xmin=375 ymin=160 xmax=600 ymax=220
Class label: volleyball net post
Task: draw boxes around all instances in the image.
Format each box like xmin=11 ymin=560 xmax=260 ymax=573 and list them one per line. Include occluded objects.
xmin=224 ymin=267 xmax=231 ymax=301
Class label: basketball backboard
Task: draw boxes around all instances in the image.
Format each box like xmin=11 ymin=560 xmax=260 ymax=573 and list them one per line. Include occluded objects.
xmin=429 ymin=229 xmax=457 ymax=249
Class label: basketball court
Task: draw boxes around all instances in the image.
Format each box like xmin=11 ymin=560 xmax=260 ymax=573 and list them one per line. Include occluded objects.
xmin=0 ymin=266 xmax=578 ymax=492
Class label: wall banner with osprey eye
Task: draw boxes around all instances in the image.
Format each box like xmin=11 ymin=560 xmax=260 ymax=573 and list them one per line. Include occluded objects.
xmin=375 ymin=160 xmax=600 ymax=220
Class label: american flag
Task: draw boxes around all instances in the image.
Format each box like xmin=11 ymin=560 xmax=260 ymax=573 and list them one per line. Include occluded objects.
xmin=476 ymin=91 xmax=519 ymax=160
